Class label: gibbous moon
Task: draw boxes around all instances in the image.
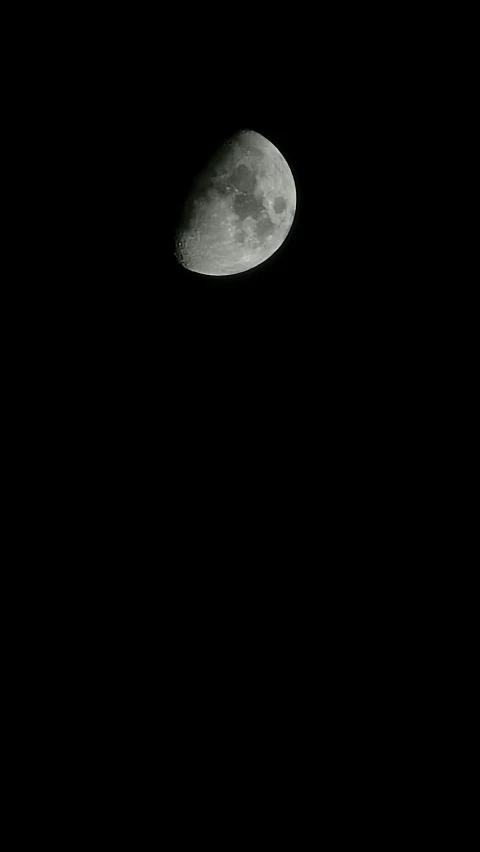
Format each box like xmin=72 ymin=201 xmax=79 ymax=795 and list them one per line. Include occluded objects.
xmin=175 ymin=129 xmax=296 ymax=276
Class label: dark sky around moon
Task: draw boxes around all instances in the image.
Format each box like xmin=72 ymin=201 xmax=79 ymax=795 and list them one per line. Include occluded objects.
xmin=68 ymin=6 xmax=427 ymax=428
xmin=47 ymin=8 xmax=434 ymax=584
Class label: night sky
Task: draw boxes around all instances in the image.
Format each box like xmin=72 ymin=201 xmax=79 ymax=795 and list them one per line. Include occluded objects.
xmin=61 ymin=6 xmax=430 ymax=546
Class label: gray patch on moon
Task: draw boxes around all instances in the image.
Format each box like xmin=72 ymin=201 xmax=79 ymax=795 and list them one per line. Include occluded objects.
xmin=233 ymin=191 xmax=263 ymax=222
xmin=274 ymin=196 xmax=287 ymax=214
xmin=255 ymin=212 xmax=276 ymax=241
xmin=229 ymin=164 xmax=257 ymax=193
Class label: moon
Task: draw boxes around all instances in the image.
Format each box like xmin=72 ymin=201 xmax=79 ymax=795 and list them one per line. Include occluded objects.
xmin=175 ymin=129 xmax=296 ymax=276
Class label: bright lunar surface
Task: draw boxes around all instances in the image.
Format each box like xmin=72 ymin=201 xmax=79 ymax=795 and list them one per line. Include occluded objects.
xmin=175 ymin=129 xmax=296 ymax=276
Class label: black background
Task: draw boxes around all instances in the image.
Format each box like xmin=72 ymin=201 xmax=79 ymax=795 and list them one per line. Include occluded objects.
xmin=44 ymin=7 xmax=442 ymax=559
xmin=18 ymin=13 xmax=451 ymax=824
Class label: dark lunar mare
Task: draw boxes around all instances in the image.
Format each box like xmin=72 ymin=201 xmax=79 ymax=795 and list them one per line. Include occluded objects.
xmin=229 ymin=164 xmax=257 ymax=193
xmin=226 ymin=164 xmax=278 ymax=244
xmin=255 ymin=213 xmax=276 ymax=241
xmin=223 ymin=164 xmax=264 ymax=223
xmin=233 ymin=192 xmax=263 ymax=222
